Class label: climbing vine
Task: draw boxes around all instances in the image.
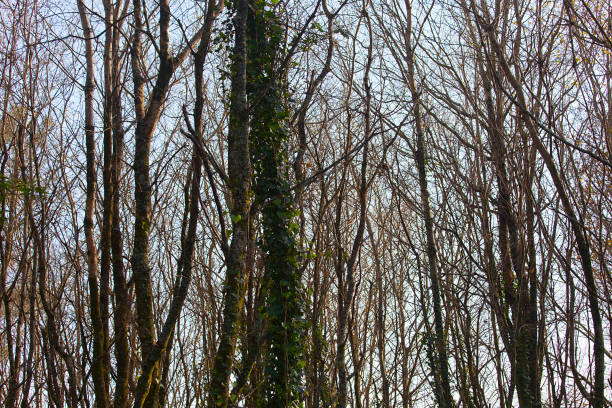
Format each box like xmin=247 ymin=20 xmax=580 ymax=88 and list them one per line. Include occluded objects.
xmin=246 ymin=1 xmax=306 ymax=406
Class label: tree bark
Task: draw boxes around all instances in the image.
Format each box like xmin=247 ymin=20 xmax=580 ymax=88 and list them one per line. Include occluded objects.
xmin=206 ymin=0 xmax=251 ymax=406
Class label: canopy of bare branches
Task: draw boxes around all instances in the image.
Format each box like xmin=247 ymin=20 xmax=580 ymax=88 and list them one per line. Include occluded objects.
xmin=1 ymin=0 xmax=611 ymax=407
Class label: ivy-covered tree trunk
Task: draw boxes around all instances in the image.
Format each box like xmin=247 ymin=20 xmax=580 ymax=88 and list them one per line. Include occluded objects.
xmin=247 ymin=1 xmax=304 ymax=406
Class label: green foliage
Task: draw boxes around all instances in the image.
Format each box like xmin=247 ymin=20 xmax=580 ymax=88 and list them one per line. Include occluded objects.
xmin=0 ymin=175 xmax=46 ymax=224
xmin=0 ymin=175 xmax=45 ymax=200
xmin=246 ymin=1 xmax=306 ymax=406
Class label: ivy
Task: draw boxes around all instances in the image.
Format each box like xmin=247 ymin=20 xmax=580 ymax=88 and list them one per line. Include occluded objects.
xmin=0 ymin=175 xmax=45 ymax=200
xmin=0 ymin=176 xmax=45 ymax=223
xmin=246 ymin=1 xmax=306 ymax=406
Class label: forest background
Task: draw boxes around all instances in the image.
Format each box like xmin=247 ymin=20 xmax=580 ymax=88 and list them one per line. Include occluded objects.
xmin=0 ymin=0 xmax=611 ymax=407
